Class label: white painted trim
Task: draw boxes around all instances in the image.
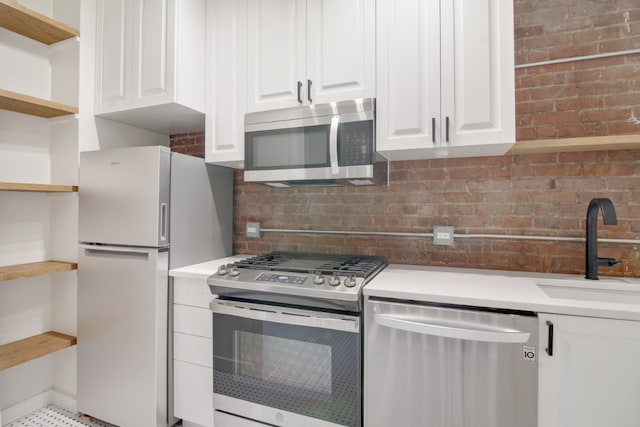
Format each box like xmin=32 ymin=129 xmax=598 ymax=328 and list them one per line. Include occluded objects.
xmin=2 ymin=390 xmax=53 ymax=425
xmin=1 ymin=389 xmax=77 ymax=425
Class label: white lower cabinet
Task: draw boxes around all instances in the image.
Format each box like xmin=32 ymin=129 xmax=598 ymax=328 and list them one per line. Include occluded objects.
xmin=173 ymin=277 xmax=214 ymax=427
xmin=174 ymin=360 xmax=213 ymax=427
xmin=538 ymin=313 xmax=640 ymax=427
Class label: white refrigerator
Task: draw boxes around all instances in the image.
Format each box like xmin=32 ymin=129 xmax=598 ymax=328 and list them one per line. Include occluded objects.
xmin=77 ymin=146 xmax=232 ymax=427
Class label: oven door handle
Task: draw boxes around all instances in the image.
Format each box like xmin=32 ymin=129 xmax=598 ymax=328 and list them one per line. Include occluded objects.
xmin=210 ymin=299 xmax=359 ymax=333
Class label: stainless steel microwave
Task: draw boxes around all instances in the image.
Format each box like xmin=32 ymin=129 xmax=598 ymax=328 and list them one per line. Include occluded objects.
xmin=243 ymin=98 xmax=388 ymax=187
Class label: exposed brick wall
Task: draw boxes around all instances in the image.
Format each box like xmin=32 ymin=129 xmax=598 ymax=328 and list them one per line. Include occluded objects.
xmin=515 ymin=0 xmax=640 ymax=140
xmin=171 ymin=0 xmax=640 ymax=278
xmin=232 ymin=151 xmax=640 ymax=277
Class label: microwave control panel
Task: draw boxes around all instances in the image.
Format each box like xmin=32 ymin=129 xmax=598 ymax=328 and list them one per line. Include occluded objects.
xmin=338 ymin=120 xmax=374 ymax=166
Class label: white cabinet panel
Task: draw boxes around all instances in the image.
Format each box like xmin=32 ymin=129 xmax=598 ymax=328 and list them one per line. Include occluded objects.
xmin=246 ymin=0 xmax=374 ymax=112
xmin=174 ymin=332 xmax=212 ymax=368
xmin=95 ymin=0 xmax=205 ymax=133
xmin=95 ymin=0 xmax=127 ymax=108
xmin=174 ymin=277 xmax=213 ymax=309
xmin=174 ymin=360 xmax=213 ymax=427
xmin=174 ymin=305 xmax=212 ymax=338
xmin=376 ymin=0 xmax=440 ymax=155
xmin=247 ymin=0 xmax=304 ymax=112
xmin=377 ymin=0 xmax=515 ymax=160
xmin=205 ymin=0 xmax=247 ymax=167
xmin=538 ymin=314 xmax=640 ymax=427
xmin=306 ymin=0 xmax=375 ymax=105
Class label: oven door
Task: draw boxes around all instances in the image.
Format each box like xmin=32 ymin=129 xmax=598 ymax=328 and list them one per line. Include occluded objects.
xmin=210 ymin=298 xmax=362 ymax=427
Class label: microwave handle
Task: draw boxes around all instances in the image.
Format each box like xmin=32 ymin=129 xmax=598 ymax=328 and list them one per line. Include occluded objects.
xmin=329 ymin=116 xmax=340 ymax=175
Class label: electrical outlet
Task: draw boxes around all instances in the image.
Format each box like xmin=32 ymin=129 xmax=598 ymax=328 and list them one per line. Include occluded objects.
xmin=433 ymin=226 xmax=454 ymax=245
xmin=246 ymin=222 xmax=261 ymax=238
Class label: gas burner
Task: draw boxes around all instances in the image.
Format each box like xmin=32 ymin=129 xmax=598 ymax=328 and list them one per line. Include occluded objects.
xmin=234 ymin=251 xmax=388 ymax=279
xmin=208 ymin=251 xmax=389 ymax=312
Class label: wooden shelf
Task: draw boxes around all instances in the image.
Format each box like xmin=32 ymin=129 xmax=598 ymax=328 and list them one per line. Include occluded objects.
xmin=0 ymin=182 xmax=78 ymax=193
xmin=0 ymin=0 xmax=79 ymax=45
xmin=0 ymin=88 xmax=78 ymax=118
xmin=0 ymin=261 xmax=77 ymax=282
xmin=0 ymin=331 xmax=77 ymax=371
xmin=508 ymin=134 xmax=640 ymax=156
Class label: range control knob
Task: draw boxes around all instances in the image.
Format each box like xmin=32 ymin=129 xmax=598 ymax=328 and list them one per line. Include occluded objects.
xmin=328 ymin=275 xmax=341 ymax=286
xmin=313 ymin=271 xmax=325 ymax=285
xmin=217 ymin=264 xmax=229 ymax=276
xmin=344 ymin=275 xmax=357 ymax=288
xmin=229 ymin=265 xmax=240 ymax=277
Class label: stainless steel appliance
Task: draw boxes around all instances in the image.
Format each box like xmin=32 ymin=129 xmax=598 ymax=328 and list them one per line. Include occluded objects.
xmin=365 ymin=298 xmax=538 ymax=427
xmin=208 ymin=252 xmax=388 ymax=427
xmin=77 ymin=146 xmax=232 ymax=427
xmin=243 ymin=98 xmax=388 ymax=187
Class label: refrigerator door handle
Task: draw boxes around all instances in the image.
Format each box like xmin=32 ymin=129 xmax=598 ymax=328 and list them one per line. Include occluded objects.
xmin=160 ymin=202 xmax=168 ymax=242
xmin=374 ymin=312 xmax=531 ymax=343
xmin=80 ymin=245 xmax=153 ymax=260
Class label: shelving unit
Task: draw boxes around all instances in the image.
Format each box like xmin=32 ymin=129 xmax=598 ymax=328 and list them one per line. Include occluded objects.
xmin=0 ymin=261 xmax=77 ymax=282
xmin=0 ymin=182 xmax=78 ymax=192
xmin=0 ymin=1 xmax=80 ymax=414
xmin=508 ymin=134 xmax=640 ymax=155
xmin=0 ymin=331 xmax=77 ymax=371
xmin=0 ymin=0 xmax=79 ymax=45
xmin=0 ymin=89 xmax=78 ymax=118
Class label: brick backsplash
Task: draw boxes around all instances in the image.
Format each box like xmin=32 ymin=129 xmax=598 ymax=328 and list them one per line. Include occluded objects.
xmin=170 ymin=0 xmax=640 ymax=277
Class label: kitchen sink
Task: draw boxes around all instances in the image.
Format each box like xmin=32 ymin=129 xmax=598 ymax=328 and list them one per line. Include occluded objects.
xmin=536 ymin=278 xmax=640 ymax=305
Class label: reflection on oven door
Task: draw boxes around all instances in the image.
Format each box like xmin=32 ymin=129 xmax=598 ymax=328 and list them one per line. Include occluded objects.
xmin=211 ymin=299 xmax=362 ymax=427
xmin=215 ymin=410 xmax=270 ymax=426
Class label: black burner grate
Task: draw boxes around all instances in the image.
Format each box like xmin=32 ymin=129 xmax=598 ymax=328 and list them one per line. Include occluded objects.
xmin=234 ymin=251 xmax=388 ymax=280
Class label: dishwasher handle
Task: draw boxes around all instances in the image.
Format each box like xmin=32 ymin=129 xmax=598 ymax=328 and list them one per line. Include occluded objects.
xmin=374 ymin=312 xmax=531 ymax=343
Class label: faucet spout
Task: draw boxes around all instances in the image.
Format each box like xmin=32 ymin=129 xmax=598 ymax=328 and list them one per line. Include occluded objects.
xmin=585 ymin=198 xmax=621 ymax=280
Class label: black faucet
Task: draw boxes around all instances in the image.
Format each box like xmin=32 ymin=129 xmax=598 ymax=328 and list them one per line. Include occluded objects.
xmin=585 ymin=198 xmax=622 ymax=280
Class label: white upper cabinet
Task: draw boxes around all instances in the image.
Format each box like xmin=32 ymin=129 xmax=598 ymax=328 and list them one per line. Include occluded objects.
xmin=246 ymin=0 xmax=375 ymax=113
xmin=538 ymin=314 xmax=640 ymax=427
xmin=95 ymin=0 xmax=206 ymax=134
xmin=377 ymin=0 xmax=515 ymax=160
xmin=205 ymin=0 xmax=247 ymax=168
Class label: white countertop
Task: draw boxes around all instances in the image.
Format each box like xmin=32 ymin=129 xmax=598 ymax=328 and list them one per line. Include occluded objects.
xmin=364 ymin=264 xmax=640 ymax=321
xmin=171 ymin=257 xmax=640 ymax=321
xmin=169 ymin=255 xmax=251 ymax=280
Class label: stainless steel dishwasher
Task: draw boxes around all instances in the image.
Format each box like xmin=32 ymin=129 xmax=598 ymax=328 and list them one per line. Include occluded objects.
xmin=365 ymin=297 xmax=538 ymax=427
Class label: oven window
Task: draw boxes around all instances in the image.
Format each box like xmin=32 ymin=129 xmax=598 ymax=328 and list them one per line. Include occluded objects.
xmin=245 ymin=125 xmax=330 ymax=170
xmin=213 ymin=312 xmax=361 ymax=427
xmin=236 ymin=331 xmax=332 ymax=395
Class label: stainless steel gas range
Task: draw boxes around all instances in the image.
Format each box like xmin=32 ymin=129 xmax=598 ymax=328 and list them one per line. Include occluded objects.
xmin=207 ymin=251 xmax=388 ymax=427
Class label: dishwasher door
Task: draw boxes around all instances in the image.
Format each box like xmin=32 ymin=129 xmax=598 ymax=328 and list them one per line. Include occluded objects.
xmin=364 ymin=298 xmax=538 ymax=427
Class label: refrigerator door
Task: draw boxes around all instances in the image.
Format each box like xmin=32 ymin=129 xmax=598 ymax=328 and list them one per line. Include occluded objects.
xmin=77 ymin=244 xmax=169 ymax=427
xmin=79 ymin=146 xmax=170 ymax=247
xmin=365 ymin=298 xmax=538 ymax=427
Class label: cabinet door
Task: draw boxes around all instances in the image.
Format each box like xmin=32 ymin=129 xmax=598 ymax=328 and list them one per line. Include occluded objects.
xmin=306 ymin=0 xmax=375 ymax=105
xmin=442 ymin=0 xmax=515 ymax=151
xmin=95 ymin=0 xmax=129 ymax=111
xmin=133 ymin=0 xmax=173 ymax=106
xmin=206 ymin=0 xmax=247 ymax=167
xmin=247 ymin=0 xmax=305 ymax=112
xmin=376 ymin=0 xmax=441 ymax=160
xmin=538 ymin=314 xmax=640 ymax=427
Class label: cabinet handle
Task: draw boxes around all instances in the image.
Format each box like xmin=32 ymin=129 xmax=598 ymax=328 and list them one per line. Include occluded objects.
xmin=307 ymin=79 xmax=313 ymax=103
xmin=445 ymin=116 xmax=450 ymax=143
xmin=545 ymin=320 xmax=554 ymax=356
xmin=297 ymin=81 xmax=303 ymax=104
xmin=431 ymin=117 xmax=436 ymax=144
